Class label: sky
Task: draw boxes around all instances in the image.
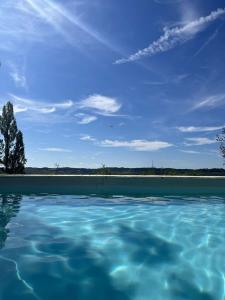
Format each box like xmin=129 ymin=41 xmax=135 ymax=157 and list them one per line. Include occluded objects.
xmin=0 ymin=0 xmax=225 ymax=169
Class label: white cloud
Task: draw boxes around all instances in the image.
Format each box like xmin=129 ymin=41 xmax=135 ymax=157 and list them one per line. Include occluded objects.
xmin=75 ymin=113 xmax=97 ymax=124
xmin=192 ymin=94 xmax=225 ymax=110
xmin=180 ymin=149 xmax=216 ymax=156
xmin=7 ymin=93 xmax=123 ymax=124
xmin=77 ymin=134 xmax=173 ymax=151
xmin=180 ymin=150 xmax=201 ymax=154
xmin=177 ymin=126 xmax=223 ymax=132
xmin=80 ymin=135 xmax=96 ymax=142
xmin=10 ymin=71 xmax=27 ymax=88
xmin=54 ymin=100 xmax=73 ymax=109
xmin=11 ymin=94 xmax=121 ymax=117
xmin=115 ymin=8 xmax=225 ymax=64
xmin=7 ymin=62 xmax=27 ymax=88
xmin=14 ymin=105 xmax=28 ymax=113
xmin=10 ymin=94 xmax=73 ymax=114
xmin=100 ymin=139 xmax=173 ymax=151
xmin=79 ymin=94 xmax=121 ymax=116
xmin=40 ymin=147 xmax=72 ymax=153
xmin=184 ymin=137 xmax=217 ymax=146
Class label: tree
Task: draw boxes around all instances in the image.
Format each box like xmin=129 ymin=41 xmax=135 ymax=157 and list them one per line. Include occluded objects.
xmin=11 ymin=131 xmax=26 ymax=173
xmin=99 ymin=164 xmax=111 ymax=175
xmin=54 ymin=163 xmax=60 ymax=174
xmin=217 ymin=128 xmax=225 ymax=163
xmin=0 ymin=102 xmax=26 ymax=173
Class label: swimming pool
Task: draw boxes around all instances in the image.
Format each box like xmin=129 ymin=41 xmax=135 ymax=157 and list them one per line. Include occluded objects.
xmin=0 ymin=193 xmax=224 ymax=300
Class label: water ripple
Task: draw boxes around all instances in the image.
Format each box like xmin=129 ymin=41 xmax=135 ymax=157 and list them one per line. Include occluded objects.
xmin=0 ymin=194 xmax=225 ymax=300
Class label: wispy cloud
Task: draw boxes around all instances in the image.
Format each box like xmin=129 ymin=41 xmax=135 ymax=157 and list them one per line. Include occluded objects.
xmin=7 ymin=93 xmax=124 ymax=124
xmin=80 ymin=135 xmax=173 ymax=151
xmin=75 ymin=113 xmax=97 ymax=124
xmin=80 ymin=135 xmax=96 ymax=142
xmin=180 ymin=150 xmax=201 ymax=154
xmin=177 ymin=126 xmax=223 ymax=132
xmin=144 ymin=74 xmax=188 ymax=86
xmin=115 ymin=8 xmax=225 ymax=64
xmin=192 ymin=94 xmax=225 ymax=110
xmin=184 ymin=137 xmax=217 ymax=146
xmin=40 ymin=147 xmax=72 ymax=152
xmin=23 ymin=0 xmax=116 ymax=51
xmin=180 ymin=149 xmax=216 ymax=156
xmin=0 ymin=1 xmax=49 ymax=52
xmin=8 ymin=63 xmax=27 ymax=88
xmin=26 ymin=0 xmax=114 ymax=49
xmin=14 ymin=106 xmax=28 ymax=113
xmin=100 ymin=139 xmax=173 ymax=151
xmin=192 ymin=27 xmax=221 ymax=58
xmin=79 ymin=94 xmax=121 ymax=116
xmin=10 ymin=72 xmax=27 ymax=88
xmin=0 ymin=0 xmax=119 ymax=54
xmin=10 ymin=94 xmax=73 ymax=114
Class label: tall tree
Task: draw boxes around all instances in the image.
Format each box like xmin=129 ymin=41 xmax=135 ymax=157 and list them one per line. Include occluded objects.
xmin=217 ymin=128 xmax=225 ymax=162
xmin=0 ymin=102 xmax=26 ymax=173
xmin=11 ymin=131 xmax=26 ymax=173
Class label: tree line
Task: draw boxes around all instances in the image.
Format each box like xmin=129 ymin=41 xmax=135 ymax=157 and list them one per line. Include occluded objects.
xmin=0 ymin=102 xmax=26 ymax=174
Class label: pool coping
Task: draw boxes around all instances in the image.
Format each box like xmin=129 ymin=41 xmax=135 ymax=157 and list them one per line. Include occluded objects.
xmin=1 ymin=174 xmax=225 ymax=178
xmin=0 ymin=174 xmax=225 ymax=196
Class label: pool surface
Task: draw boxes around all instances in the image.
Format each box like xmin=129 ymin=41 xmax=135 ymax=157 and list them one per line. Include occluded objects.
xmin=0 ymin=194 xmax=225 ymax=300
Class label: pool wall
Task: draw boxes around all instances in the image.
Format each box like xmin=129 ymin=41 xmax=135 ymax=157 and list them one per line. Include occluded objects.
xmin=1 ymin=175 xmax=225 ymax=196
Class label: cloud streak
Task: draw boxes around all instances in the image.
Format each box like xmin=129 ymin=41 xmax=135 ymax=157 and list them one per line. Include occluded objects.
xmin=101 ymin=139 xmax=173 ymax=151
xmin=80 ymin=135 xmax=96 ymax=142
xmin=0 ymin=0 xmax=119 ymax=54
xmin=8 ymin=62 xmax=27 ymax=88
xmin=177 ymin=126 xmax=223 ymax=132
xmin=40 ymin=147 xmax=72 ymax=152
xmin=192 ymin=27 xmax=220 ymax=58
xmin=0 ymin=1 xmax=50 ymax=52
xmin=115 ymin=8 xmax=225 ymax=64
xmin=144 ymin=74 xmax=188 ymax=86
xmin=75 ymin=113 xmax=97 ymax=125
xmin=10 ymin=72 xmax=27 ymax=88
xmin=180 ymin=150 xmax=201 ymax=154
xmin=7 ymin=93 xmax=124 ymax=124
xmin=184 ymin=137 xmax=216 ymax=146
xmin=192 ymin=94 xmax=225 ymax=110
xmin=10 ymin=94 xmax=73 ymax=114
xmin=24 ymin=0 xmax=117 ymax=51
xmin=80 ymin=135 xmax=173 ymax=151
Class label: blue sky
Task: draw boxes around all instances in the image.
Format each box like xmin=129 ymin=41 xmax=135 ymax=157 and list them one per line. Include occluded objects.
xmin=0 ymin=0 xmax=225 ymax=168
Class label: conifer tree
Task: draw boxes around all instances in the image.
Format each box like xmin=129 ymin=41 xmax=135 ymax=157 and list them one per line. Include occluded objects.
xmin=11 ymin=131 xmax=26 ymax=173
xmin=217 ymin=128 xmax=225 ymax=163
xmin=0 ymin=102 xmax=26 ymax=173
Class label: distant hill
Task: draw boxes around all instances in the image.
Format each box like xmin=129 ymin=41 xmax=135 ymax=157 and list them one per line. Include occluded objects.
xmin=24 ymin=167 xmax=225 ymax=176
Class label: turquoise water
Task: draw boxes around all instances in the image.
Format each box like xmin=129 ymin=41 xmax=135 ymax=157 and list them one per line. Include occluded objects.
xmin=0 ymin=194 xmax=225 ymax=300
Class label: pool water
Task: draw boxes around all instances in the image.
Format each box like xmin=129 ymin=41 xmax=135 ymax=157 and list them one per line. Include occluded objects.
xmin=0 ymin=194 xmax=225 ymax=300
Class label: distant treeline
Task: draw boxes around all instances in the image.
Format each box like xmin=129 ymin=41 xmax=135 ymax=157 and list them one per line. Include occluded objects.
xmin=22 ymin=167 xmax=225 ymax=176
